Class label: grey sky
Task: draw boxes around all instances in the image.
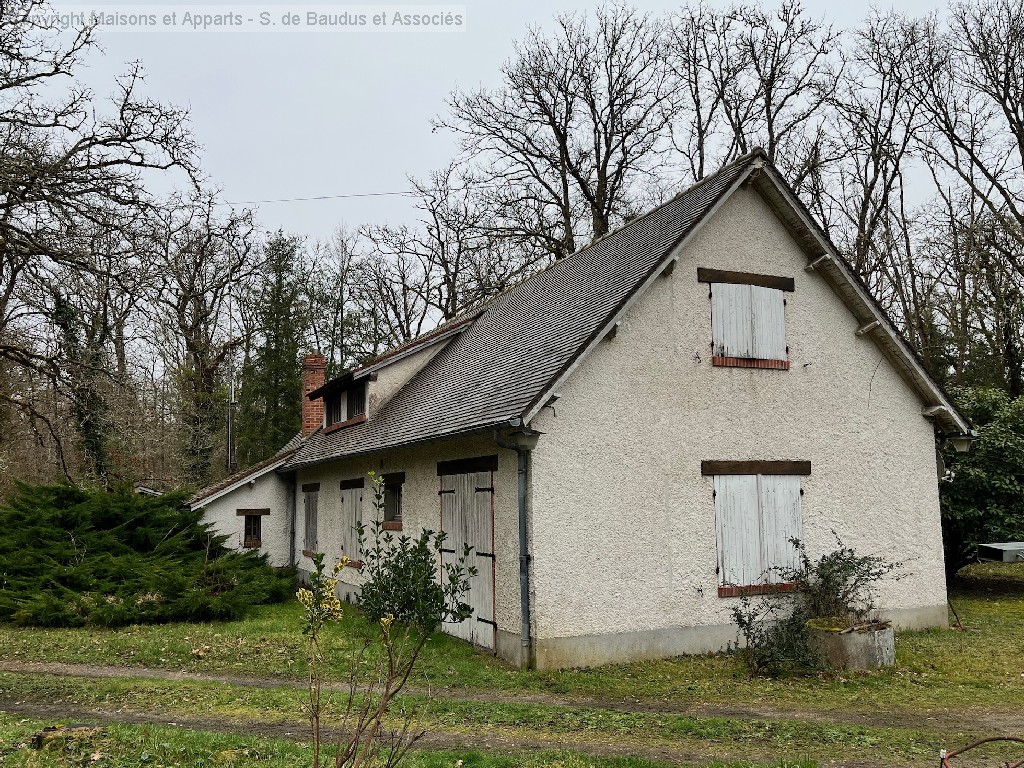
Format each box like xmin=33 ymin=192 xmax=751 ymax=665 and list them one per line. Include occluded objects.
xmin=72 ymin=0 xmax=942 ymax=243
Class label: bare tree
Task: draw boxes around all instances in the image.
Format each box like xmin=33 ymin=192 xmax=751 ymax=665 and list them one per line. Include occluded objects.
xmin=911 ymin=0 xmax=1024 ymax=274
xmin=351 ymin=227 xmax=433 ymax=354
xmin=0 ymin=0 xmax=196 ymax=476
xmin=306 ymin=227 xmax=361 ymax=373
xmin=823 ymin=12 xmax=922 ymax=280
xmin=439 ymin=4 xmax=675 ymax=257
xmin=146 ymin=194 xmax=257 ymax=486
xmin=666 ymin=1 xmax=840 ymax=192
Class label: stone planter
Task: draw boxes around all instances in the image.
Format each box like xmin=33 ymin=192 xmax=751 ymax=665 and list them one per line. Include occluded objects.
xmin=807 ymin=619 xmax=895 ymax=670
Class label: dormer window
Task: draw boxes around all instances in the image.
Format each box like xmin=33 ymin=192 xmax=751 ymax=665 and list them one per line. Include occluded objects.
xmin=325 ymin=380 xmax=368 ymax=428
xmin=347 ymin=381 xmax=366 ymax=419
xmin=327 ymin=393 xmax=344 ymax=426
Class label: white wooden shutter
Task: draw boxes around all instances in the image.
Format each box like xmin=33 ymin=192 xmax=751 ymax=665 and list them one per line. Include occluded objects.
xmin=711 ymin=283 xmax=786 ymax=361
xmin=714 ymin=475 xmax=761 ymax=586
xmin=751 ymin=286 xmax=786 ymax=360
xmin=758 ymin=475 xmax=802 ymax=581
xmin=339 ymin=486 xmax=363 ymax=561
xmin=303 ymin=492 xmax=318 ymax=552
xmin=712 ymin=283 xmax=754 ymax=358
xmin=440 ymin=470 xmax=496 ymax=649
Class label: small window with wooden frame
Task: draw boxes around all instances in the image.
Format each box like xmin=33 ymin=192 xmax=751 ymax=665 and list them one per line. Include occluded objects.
xmin=381 ymin=472 xmax=404 ymax=531
xmin=698 ymin=268 xmax=793 ymax=369
xmin=702 ymin=460 xmax=810 ymax=597
xmin=237 ymin=507 xmax=269 ymax=549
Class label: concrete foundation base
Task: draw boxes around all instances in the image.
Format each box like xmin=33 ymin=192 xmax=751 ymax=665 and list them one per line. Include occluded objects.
xmin=528 ymin=603 xmax=949 ymax=670
xmin=495 ymin=629 xmax=530 ymax=668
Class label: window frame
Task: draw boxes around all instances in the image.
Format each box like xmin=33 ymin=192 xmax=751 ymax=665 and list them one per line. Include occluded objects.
xmin=324 ymin=382 xmax=368 ymax=431
xmin=702 ymin=460 xmax=809 ymax=597
xmin=243 ymin=514 xmax=262 ymax=548
xmin=346 ymin=381 xmax=366 ymax=420
xmin=326 ymin=393 xmax=344 ymax=426
xmin=698 ymin=268 xmax=793 ymax=369
xmin=381 ymin=471 xmax=405 ymax=531
xmin=236 ymin=507 xmax=268 ymax=549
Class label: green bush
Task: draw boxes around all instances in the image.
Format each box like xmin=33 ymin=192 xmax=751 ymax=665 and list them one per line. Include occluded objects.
xmin=355 ymin=471 xmax=475 ymax=633
xmin=0 ymin=482 xmax=295 ymax=627
xmin=941 ymin=387 xmax=1024 ymax=576
xmin=730 ymin=537 xmax=901 ymax=676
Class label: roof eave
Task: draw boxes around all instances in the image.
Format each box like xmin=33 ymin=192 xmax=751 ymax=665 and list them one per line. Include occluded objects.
xmin=749 ymin=166 xmax=973 ymax=437
xmin=188 ymin=455 xmax=293 ymax=509
xmin=281 ymin=418 xmax=515 ymax=473
xmin=520 ymin=161 xmax=757 ymax=425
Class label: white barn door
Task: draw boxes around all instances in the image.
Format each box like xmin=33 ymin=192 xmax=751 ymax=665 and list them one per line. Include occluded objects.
xmin=440 ymin=469 xmax=496 ymax=649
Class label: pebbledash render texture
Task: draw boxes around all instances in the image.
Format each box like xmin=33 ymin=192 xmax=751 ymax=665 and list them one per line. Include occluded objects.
xmin=191 ymin=149 xmax=972 ymax=669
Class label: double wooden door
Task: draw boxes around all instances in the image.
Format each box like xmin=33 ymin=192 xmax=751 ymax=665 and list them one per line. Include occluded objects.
xmin=439 ymin=470 xmax=496 ymax=649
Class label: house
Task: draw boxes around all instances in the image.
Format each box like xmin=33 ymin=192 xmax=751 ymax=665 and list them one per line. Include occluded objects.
xmin=190 ymin=149 xmax=973 ymax=670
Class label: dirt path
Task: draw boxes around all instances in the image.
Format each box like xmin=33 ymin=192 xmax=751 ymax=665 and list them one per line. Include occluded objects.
xmin=0 ymin=697 xmax=907 ymax=768
xmin=2 ymin=659 xmax=1022 ymax=736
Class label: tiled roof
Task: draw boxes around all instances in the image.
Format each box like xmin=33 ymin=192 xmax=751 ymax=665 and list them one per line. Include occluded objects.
xmin=284 ymin=152 xmax=756 ymax=470
xmin=188 ymin=434 xmax=304 ymax=506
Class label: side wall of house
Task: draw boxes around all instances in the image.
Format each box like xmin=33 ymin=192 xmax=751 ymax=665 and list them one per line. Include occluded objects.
xmin=293 ymin=432 xmax=526 ymax=665
xmin=527 ymin=186 xmax=948 ymax=669
xmin=196 ymin=470 xmax=293 ymax=568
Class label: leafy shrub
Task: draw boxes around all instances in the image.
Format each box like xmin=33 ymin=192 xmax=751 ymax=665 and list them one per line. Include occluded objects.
xmin=297 ymin=472 xmax=475 ymax=768
xmin=0 ymin=482 xmax=294 ymax=627
xmin=730 ymin=537 xmax=901 ymax=676
xmin=357 ymin=473 xmax=475 ymax=633
xmin=784 ymin=538 xmax=902 ymax=626
xmin=731 ymin=594 xmax=819 ymax=677
xmin=940 ymin=387 xmax=1024 ymax=576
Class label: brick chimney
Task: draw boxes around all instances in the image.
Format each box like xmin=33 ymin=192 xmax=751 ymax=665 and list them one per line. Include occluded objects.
xmin=301 ymin=353 xmax=327 ymax=437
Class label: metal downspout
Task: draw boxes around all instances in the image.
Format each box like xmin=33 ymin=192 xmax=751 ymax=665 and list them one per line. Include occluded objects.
xmin=494 ymin=429 xmax=533 ymax=668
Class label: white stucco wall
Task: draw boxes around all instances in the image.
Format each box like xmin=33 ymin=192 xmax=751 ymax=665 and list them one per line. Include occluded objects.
xmin=196 ymin=468 xmax=293 ymax=568
xmin=527 ymin=187 xmax=947 ymax=661
xmin=293 ymin=433 xmax=522 ymax=636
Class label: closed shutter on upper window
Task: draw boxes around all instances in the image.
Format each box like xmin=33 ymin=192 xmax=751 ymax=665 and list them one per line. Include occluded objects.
xmin=710 ymin=283 xmax=786 ymax=362
xmin=714 ymin=473 xmax=802 ymax=587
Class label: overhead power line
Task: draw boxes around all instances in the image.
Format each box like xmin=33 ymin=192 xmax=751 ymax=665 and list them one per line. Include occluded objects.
xmin=224 ymin=190 xmax=417 ymax=205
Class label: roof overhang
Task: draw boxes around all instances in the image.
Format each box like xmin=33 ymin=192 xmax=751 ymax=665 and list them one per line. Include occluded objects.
xmin=522 ymin=154 xmax=973 ymax=440
xmin=189 ymin=455 xmax=292 ymax=510
xmin=747 ymin=163 xmax=973 ymax=438
xmin=281 ymin=418 xmax=516 ymax=473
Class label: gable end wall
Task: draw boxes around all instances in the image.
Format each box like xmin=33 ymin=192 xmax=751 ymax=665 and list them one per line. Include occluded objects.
xmin=528 ymin=187 xmax=947 ymax=668
xmin=197 ymin=470 xmax=293 ymax=568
